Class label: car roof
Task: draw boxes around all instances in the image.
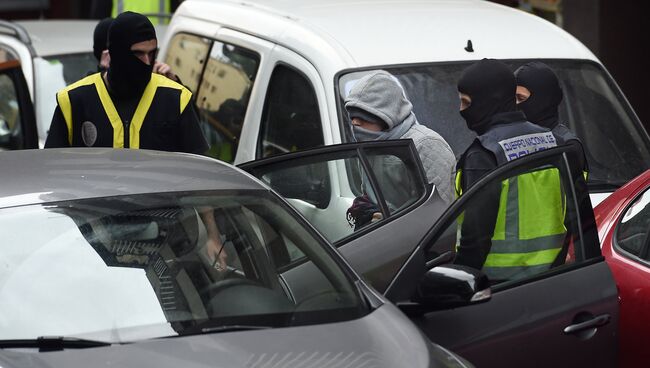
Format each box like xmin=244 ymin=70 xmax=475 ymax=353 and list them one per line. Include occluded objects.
xmin=0 ymin=149 xmax=266 ymax=208
xmin=176 ymin=0 xmax=597 ymax=70
xmin=13 ymin=20 xmax=167 ymax=58
xmin=15 ymin=20 xmax=97 ymax=57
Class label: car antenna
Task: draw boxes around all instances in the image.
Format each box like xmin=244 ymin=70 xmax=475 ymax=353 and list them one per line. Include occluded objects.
xmin=465 ymin=39 xmax=474 ymax=53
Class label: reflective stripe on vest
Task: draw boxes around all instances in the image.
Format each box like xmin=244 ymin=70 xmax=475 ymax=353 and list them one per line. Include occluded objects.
xmin=455 ymin=168 xmax=566 ymax=281
xmin=56 ymin=73 xmax=191 ymax=148
xmin=482 ymin=168 xmax=566 ymax=280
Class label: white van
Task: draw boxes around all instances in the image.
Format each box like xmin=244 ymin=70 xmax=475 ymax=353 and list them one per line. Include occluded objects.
xmin=159 ymin=0 xmax=650 ymax=203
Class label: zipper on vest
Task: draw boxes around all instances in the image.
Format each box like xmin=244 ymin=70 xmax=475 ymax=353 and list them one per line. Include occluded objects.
xmin=124 ymin=120 xmax=130 ymax=148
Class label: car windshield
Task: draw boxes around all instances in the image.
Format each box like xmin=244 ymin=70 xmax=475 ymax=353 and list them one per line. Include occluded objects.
xmin=0 ymin=191 xmax=366 ymax=343
xmin=338 ymin=59 xmax=650 ymax=189
xmin=33 ymin=53 xmax=97 ymax=135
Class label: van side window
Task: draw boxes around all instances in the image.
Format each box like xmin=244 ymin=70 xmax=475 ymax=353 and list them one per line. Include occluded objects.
xmin=163 ymin=33 xmax=210 ymax=92
xmin=258 ymin=65 xmax=324 ymax=158
xmin=195 ymin=42 xmax=260 ymax=163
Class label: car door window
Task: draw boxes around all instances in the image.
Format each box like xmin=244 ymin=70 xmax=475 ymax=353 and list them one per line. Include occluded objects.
xmin=616 ymin=187 xmax=650 ymax=261
xmin=163 ymin=33 xmax=211 ymax=93
xmin=195 ymin=41 xmax=260 ymax=163
xmin=423 ymin=147 xmax=593 ymax=286
xmin=241 ymin=141 xmax=427 ymax=245
xmin=258 ymin=65 xmax=324 ymax=159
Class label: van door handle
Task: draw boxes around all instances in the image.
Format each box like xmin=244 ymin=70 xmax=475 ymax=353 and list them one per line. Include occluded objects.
xmin=563 ymin=314 xmax=610 ymax=335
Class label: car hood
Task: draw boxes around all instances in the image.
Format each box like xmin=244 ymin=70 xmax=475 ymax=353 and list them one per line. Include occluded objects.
xmin=0 ymin=304 xmax=466 ymax=368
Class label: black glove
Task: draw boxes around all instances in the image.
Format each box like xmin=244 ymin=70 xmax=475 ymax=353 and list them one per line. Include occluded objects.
xmin=346 ymin=194 xmax=380 ymax=231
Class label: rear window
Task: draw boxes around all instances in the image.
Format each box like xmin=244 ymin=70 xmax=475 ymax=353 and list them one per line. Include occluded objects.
xmin=338 ymin=60 xmax=650 ymax=189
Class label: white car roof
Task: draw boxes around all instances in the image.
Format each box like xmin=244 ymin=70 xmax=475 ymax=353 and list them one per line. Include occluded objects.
xmin=16 ymin=20 xmax=97 ymax=57
xmin=176 ymin=0 xmax=597 ymax=71
xmin=14 ymin=20 xmax=167 ymax=58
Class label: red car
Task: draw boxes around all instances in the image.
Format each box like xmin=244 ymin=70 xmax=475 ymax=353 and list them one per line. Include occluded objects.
xmin=595 ymin=169 xmax=650 ymax=367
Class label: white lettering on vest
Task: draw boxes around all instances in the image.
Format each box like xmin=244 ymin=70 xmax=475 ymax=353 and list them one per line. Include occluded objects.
xmin=498 ymin=132 xmax=557 ymax=162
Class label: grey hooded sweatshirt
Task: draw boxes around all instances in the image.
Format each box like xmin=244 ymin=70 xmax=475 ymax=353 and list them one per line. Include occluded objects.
xmin=345 ymin=70 xmax=456 ymax=204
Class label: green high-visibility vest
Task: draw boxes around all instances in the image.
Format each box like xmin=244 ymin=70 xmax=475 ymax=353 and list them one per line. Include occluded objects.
xmin=112 ymin=0 xmax=171 ymax=25
xmin=456 ymin=121 xmax=566 ymax=281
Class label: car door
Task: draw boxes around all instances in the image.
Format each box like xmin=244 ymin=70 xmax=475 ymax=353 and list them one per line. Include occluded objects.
xmin=242 ymin=142 xmax=619 ymax=368
xmin=385 ymin=144 xmax=618 ymax=367
xmin=240 ymin=140 xmax=450 ymax=292
xmin=0 ymin=59 xmax=37 ymax=150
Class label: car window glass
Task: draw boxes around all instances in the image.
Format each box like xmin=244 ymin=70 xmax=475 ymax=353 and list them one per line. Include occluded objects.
xmin=0 ymin=72 xmax=23 ymax=150
xmin=163 ymin=33 xmax=211 ymax=92
xmin=616 ymin=187 xmax=650 ymax=259
xmin=365 ymin=146 xmax=426 ymax=215
xmin=259 ymin=65 xmax=323 ymax=159
xmin=339 ymin=60 xmax=650 ymax=189
xmin=247 ymin=143 xmax=427 ymax=246
xmin=0 ymin=192 xmax=365 ymax=341
xmin=425 ymin=151 xmax=588 ymax=286
xmin=196 ymin=41 xmax=260 ymax=163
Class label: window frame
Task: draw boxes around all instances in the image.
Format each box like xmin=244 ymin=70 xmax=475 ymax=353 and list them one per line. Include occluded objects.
xmin=613 ymin=186 xmax=650 ymax=267
xmin=240 ymin=140 xmax=430 ymax=254
xmin=163 ymin=32 xmax=213 ymax=94
xmin=194 ymin=38 xmax=261 ymax=162
xmin=256 ymin=62 xmax=325 ymax=160
xmin=385 ymin=145 xmax=601 ymax=300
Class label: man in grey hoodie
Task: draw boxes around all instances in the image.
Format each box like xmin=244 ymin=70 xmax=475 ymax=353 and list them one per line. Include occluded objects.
xmin=345 ymin=70 xmax=456 ymax=205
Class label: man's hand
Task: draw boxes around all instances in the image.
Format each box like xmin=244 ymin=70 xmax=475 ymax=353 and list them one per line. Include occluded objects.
xmin=153 ymin=61 xmax=178 ymax=81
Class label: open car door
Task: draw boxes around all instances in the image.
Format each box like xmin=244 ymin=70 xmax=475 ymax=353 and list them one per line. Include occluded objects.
xmin=240 ymin=140 xmax=449 ymax=292
xmin=0 ymin=60 xmax=37 ymax=150
xmin=386 ymin=144 xmax=618 ymax=367
xmin=241 ymin=141 xmax=618 ymax=367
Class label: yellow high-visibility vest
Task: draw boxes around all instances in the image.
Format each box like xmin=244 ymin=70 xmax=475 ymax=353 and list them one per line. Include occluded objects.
xmin=112 ymin=0 xmax=171 ymax=25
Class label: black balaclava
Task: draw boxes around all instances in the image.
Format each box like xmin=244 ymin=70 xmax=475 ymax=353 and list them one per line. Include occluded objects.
xmin=457 ymin=59 xmax=517 ymax=135
xmin=515 ymin=61 xmax=563 ymax=129
xmin=93 ymin=17 xmax=113 ymax=63
xmin=107 ymin=12 xmax=156 ymax=98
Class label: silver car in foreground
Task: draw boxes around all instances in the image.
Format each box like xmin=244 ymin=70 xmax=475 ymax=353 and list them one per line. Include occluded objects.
xmin=0 ymin=148 xmax=470 ymax=368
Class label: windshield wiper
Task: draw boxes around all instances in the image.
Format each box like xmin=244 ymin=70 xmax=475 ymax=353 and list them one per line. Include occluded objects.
xmin=0 ymin=336 xmax=112 ymax=352
xmin=175 ymin=324 xmax=272 ymax=338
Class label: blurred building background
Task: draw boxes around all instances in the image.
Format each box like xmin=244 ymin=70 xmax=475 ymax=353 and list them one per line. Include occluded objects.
xmin=1 ymin=0 xmax=648 ymax=129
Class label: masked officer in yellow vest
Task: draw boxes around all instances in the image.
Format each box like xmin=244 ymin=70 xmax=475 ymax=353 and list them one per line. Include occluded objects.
xmin=45 ymin=11 xmax=208 ymax=154
xmin=453 ymin=59 xmax=566 ymax=282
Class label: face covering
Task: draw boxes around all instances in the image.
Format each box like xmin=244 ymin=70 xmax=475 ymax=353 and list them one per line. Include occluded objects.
xmin=107 ymin=11 xmax=156 ymax=98
xmin=93 ymin=17 xmax=113 ymax=71
xmin=457 ymin=59 xmax=517 ymax=135
xmin=515 ymin=61 xmax=563 ymax=129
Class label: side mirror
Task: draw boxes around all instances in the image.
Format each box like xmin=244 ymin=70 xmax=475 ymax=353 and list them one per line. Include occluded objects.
xmin=412 ymin=264 xmax=491 ymax=311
